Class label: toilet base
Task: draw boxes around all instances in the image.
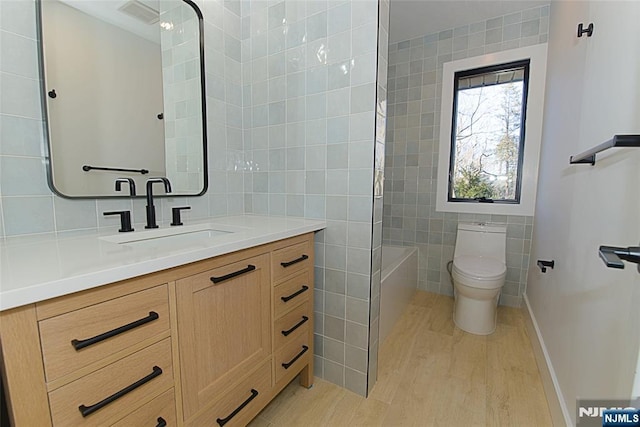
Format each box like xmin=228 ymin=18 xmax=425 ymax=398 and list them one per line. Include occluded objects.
xmin=453 ymin=290 xmax=499 ymax=335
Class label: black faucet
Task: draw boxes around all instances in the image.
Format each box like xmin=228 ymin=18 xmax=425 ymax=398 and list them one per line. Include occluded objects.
xmin=115 ymin=178 xmax=136 ymax=196
xmin=145 ymin=177 xmax=172 ymax=229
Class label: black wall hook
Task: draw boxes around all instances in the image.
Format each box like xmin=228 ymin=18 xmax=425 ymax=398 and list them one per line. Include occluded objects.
xmin=577 ymin=23 xmax=594 ymax=37
xmin=48 ymin=89 xmax=57 ymax=98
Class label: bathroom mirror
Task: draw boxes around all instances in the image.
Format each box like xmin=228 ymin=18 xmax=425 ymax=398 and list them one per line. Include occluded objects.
xmin=37 ymin=0 xmax=207 ymax=198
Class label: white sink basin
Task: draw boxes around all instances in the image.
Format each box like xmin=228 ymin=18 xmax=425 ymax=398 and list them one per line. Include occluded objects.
xmin=99 ymin=223 xmax=237 ymax=248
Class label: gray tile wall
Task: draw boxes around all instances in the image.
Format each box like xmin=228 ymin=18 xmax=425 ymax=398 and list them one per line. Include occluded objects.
xmin=383 ymin=5 xmax=549 ymax=307
xmin=1 ymin=0 xmax=387 ymax=397
xmin=241 ymin=0 xmax=382 ymax=396
xmin=0 ymin=0 xmax=244 ymax=238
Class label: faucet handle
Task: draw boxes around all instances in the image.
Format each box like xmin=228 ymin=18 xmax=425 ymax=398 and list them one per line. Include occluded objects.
xmin=103 ymin=211 xmax=134 ymax=232
xmin=171 ymin=206 xmax=191 ymax=226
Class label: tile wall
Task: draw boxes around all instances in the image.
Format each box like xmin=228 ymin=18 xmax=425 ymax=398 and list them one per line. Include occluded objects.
xmin=0 ymin=0 xmax=244 ymax=237
xmin=1 ymin=0 xmax=388 ymax=397
xmin=241 ymin=0 xmax=384 ymax=396
xmin=383 ymin=5 xmax=549 ymax=307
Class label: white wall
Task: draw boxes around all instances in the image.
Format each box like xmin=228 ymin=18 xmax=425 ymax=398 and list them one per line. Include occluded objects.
xmin=43 ymin=0 xmax=165 ymax=197
xmin=526 ymin=1 xmax=640 ymax=424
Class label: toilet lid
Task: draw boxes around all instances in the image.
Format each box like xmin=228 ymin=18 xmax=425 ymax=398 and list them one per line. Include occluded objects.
xmin=453 ymin=256 xmax=506 ymax=280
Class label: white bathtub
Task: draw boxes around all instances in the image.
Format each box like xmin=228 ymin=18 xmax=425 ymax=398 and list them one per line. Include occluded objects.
xmin=379 ymin=245 xmax=418 ymax=345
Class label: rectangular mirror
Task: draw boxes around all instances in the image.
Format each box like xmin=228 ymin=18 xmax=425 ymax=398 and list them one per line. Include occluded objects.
xmin=37 ymin=0 xmax=207 ymax=198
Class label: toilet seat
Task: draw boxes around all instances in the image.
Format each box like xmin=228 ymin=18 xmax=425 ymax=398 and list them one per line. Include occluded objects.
xmin=452 ymin=256 xmax=506 ymax=287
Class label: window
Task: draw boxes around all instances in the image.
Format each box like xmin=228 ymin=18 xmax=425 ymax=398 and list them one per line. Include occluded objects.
xmin=436 ymin=44 xmax=548 ymax=216
xmin=449 ymin=60 xmax=529 ymax=204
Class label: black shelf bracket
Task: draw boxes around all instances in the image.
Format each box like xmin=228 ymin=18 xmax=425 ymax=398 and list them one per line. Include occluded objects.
xmin=569 ymin=134 xmax=640 ymax=165
xmin=599 ymin=245 xmax=640 ymax=271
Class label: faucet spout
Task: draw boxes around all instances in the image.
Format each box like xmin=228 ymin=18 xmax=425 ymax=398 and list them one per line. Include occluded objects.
xmin=145 ymin=177 xmax=172 ymax=229
xmin=115 ymin=178 xmax=136 ymax=196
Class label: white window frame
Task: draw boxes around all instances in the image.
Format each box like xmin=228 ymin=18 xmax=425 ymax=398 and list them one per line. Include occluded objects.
xmin=436 ymin=44 xmax=548 ymax=216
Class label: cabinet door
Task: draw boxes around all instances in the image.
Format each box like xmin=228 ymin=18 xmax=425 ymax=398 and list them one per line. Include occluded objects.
xmin=175 ymin=253 xmax=271 ymax=421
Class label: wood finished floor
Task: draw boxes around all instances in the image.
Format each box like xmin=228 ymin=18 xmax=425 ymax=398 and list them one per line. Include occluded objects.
xmin=250 ymin=291 xmax=553 ymax=427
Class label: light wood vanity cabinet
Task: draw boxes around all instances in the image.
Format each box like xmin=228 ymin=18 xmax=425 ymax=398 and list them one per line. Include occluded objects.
xmin=0 ymin=232 xmax=315 ymax=427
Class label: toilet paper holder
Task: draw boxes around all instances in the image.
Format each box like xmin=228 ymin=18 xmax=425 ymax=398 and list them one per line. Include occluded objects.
xmin=537 ymin=260 xmax=555 ymax=273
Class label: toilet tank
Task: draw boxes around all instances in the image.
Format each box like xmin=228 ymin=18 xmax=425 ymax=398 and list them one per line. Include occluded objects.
xmin=454 ymin=223 xmax=507 ymax=262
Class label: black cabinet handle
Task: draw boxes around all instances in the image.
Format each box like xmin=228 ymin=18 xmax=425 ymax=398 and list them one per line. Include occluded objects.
xmin=216 ymin=389 xmax=259 ymax=426
xmin=281 ymin=316 xmax=309 ymax=337
xmin=156 ymin=417 xmax=167 ymax=427
xmin=71 ymin=311 xmax=159 ymax=351
xmin=280 ymin=254 xmax=308 ymax=268
xmin=280 ymin=285 xmax=309 ymax=302
xmin=210 ymin=265 xmax=256 ymax=284
xmin=78 ymin=366 xmax=162 ymax=417
xmin=282 ymin=345 xmax=309 ymax=370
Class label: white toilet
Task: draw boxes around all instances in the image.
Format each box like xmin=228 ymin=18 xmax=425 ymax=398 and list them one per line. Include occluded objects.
xmin=451 ymin=223 xmax=507 ymax=335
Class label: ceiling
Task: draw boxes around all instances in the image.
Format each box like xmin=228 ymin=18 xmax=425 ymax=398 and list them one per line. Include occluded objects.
xmin=388 ymin=0 xmax=550 ymax=43
xmin=58 ymin=0 xmax=161 ymax=43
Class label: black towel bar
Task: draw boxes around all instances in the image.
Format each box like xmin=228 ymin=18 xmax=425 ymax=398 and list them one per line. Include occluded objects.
xmin=83 ymin=165 xmax=149 ymax=174
xmin=569 ymin=134 xmax=640 ymax=165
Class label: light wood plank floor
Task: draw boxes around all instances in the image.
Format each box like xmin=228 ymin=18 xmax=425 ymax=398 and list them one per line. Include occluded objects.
xmin=250 ymin=291 xmax=553 ymax=426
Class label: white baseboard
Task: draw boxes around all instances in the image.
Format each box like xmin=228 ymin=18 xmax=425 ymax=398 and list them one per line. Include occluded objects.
xmin=522 ymin=294 xmax=572 ymax=426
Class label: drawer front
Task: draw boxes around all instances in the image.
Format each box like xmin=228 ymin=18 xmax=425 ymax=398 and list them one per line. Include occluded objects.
xmin=111 ymin=388 xmax=176 ymax=427
xmin=49 ymin=338 xmax=173 ymax=427
xmin=187 ymin=359 xmax=272 ymax=427
xmin=39 ymin=285 xmax=169 ymax=382
xmin=273 ymin=270 xmax=311 ymax=318
xmin=273 ymin=302 xmax=311 ymax=350
xmin=272 ymin=241 xmax=311 ymax=282
xmin=274 ymin=331 xmax=310 ymax=384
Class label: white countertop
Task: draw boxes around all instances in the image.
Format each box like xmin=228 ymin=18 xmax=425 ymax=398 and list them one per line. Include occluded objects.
xmin=0 ymin=215 xmax=326 ymax=311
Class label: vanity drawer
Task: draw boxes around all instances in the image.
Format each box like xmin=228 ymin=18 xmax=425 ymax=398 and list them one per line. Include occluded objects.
xmin=48 ymin=338 xmax=173 ymax=427
xmin=274 ymin=331 xmax=310 ymax=384
xmin=186 ymin=359 xmax=272 ymax=427
xmin=273 ymin=302 xmax=311 ymax=350
xmin=39 ymin=284 xmax=170 ymax=382
xmin=272 ymin=241 xmax=311 ymax=282
xmin=111 ymin=388 xmax=176 ymax=427
xmin=273 ymin=270 xmax=311 ymax=318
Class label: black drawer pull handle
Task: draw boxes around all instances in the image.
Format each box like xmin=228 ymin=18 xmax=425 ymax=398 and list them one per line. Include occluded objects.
xmin=71 ymin=311 xmax=159 ymax=351
xmin=282 ymin=345 xmax=309 ymax=369
xmin=280 ymin=254 xmax=308 ymax=268
xmin=281 ymin=316 xmax=309 ymax=337
xmin=216 ymin=389 xmax=259 ymax=426
xmin=156 ymin=417 xmax=167 ymax=427
xmin=280 ymin=285 xmax=309 ymax=302
xmin=210 ymin=265 xmax=256 ymax=284
xmin=78 ymin=366 xmax=162 ymax=417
